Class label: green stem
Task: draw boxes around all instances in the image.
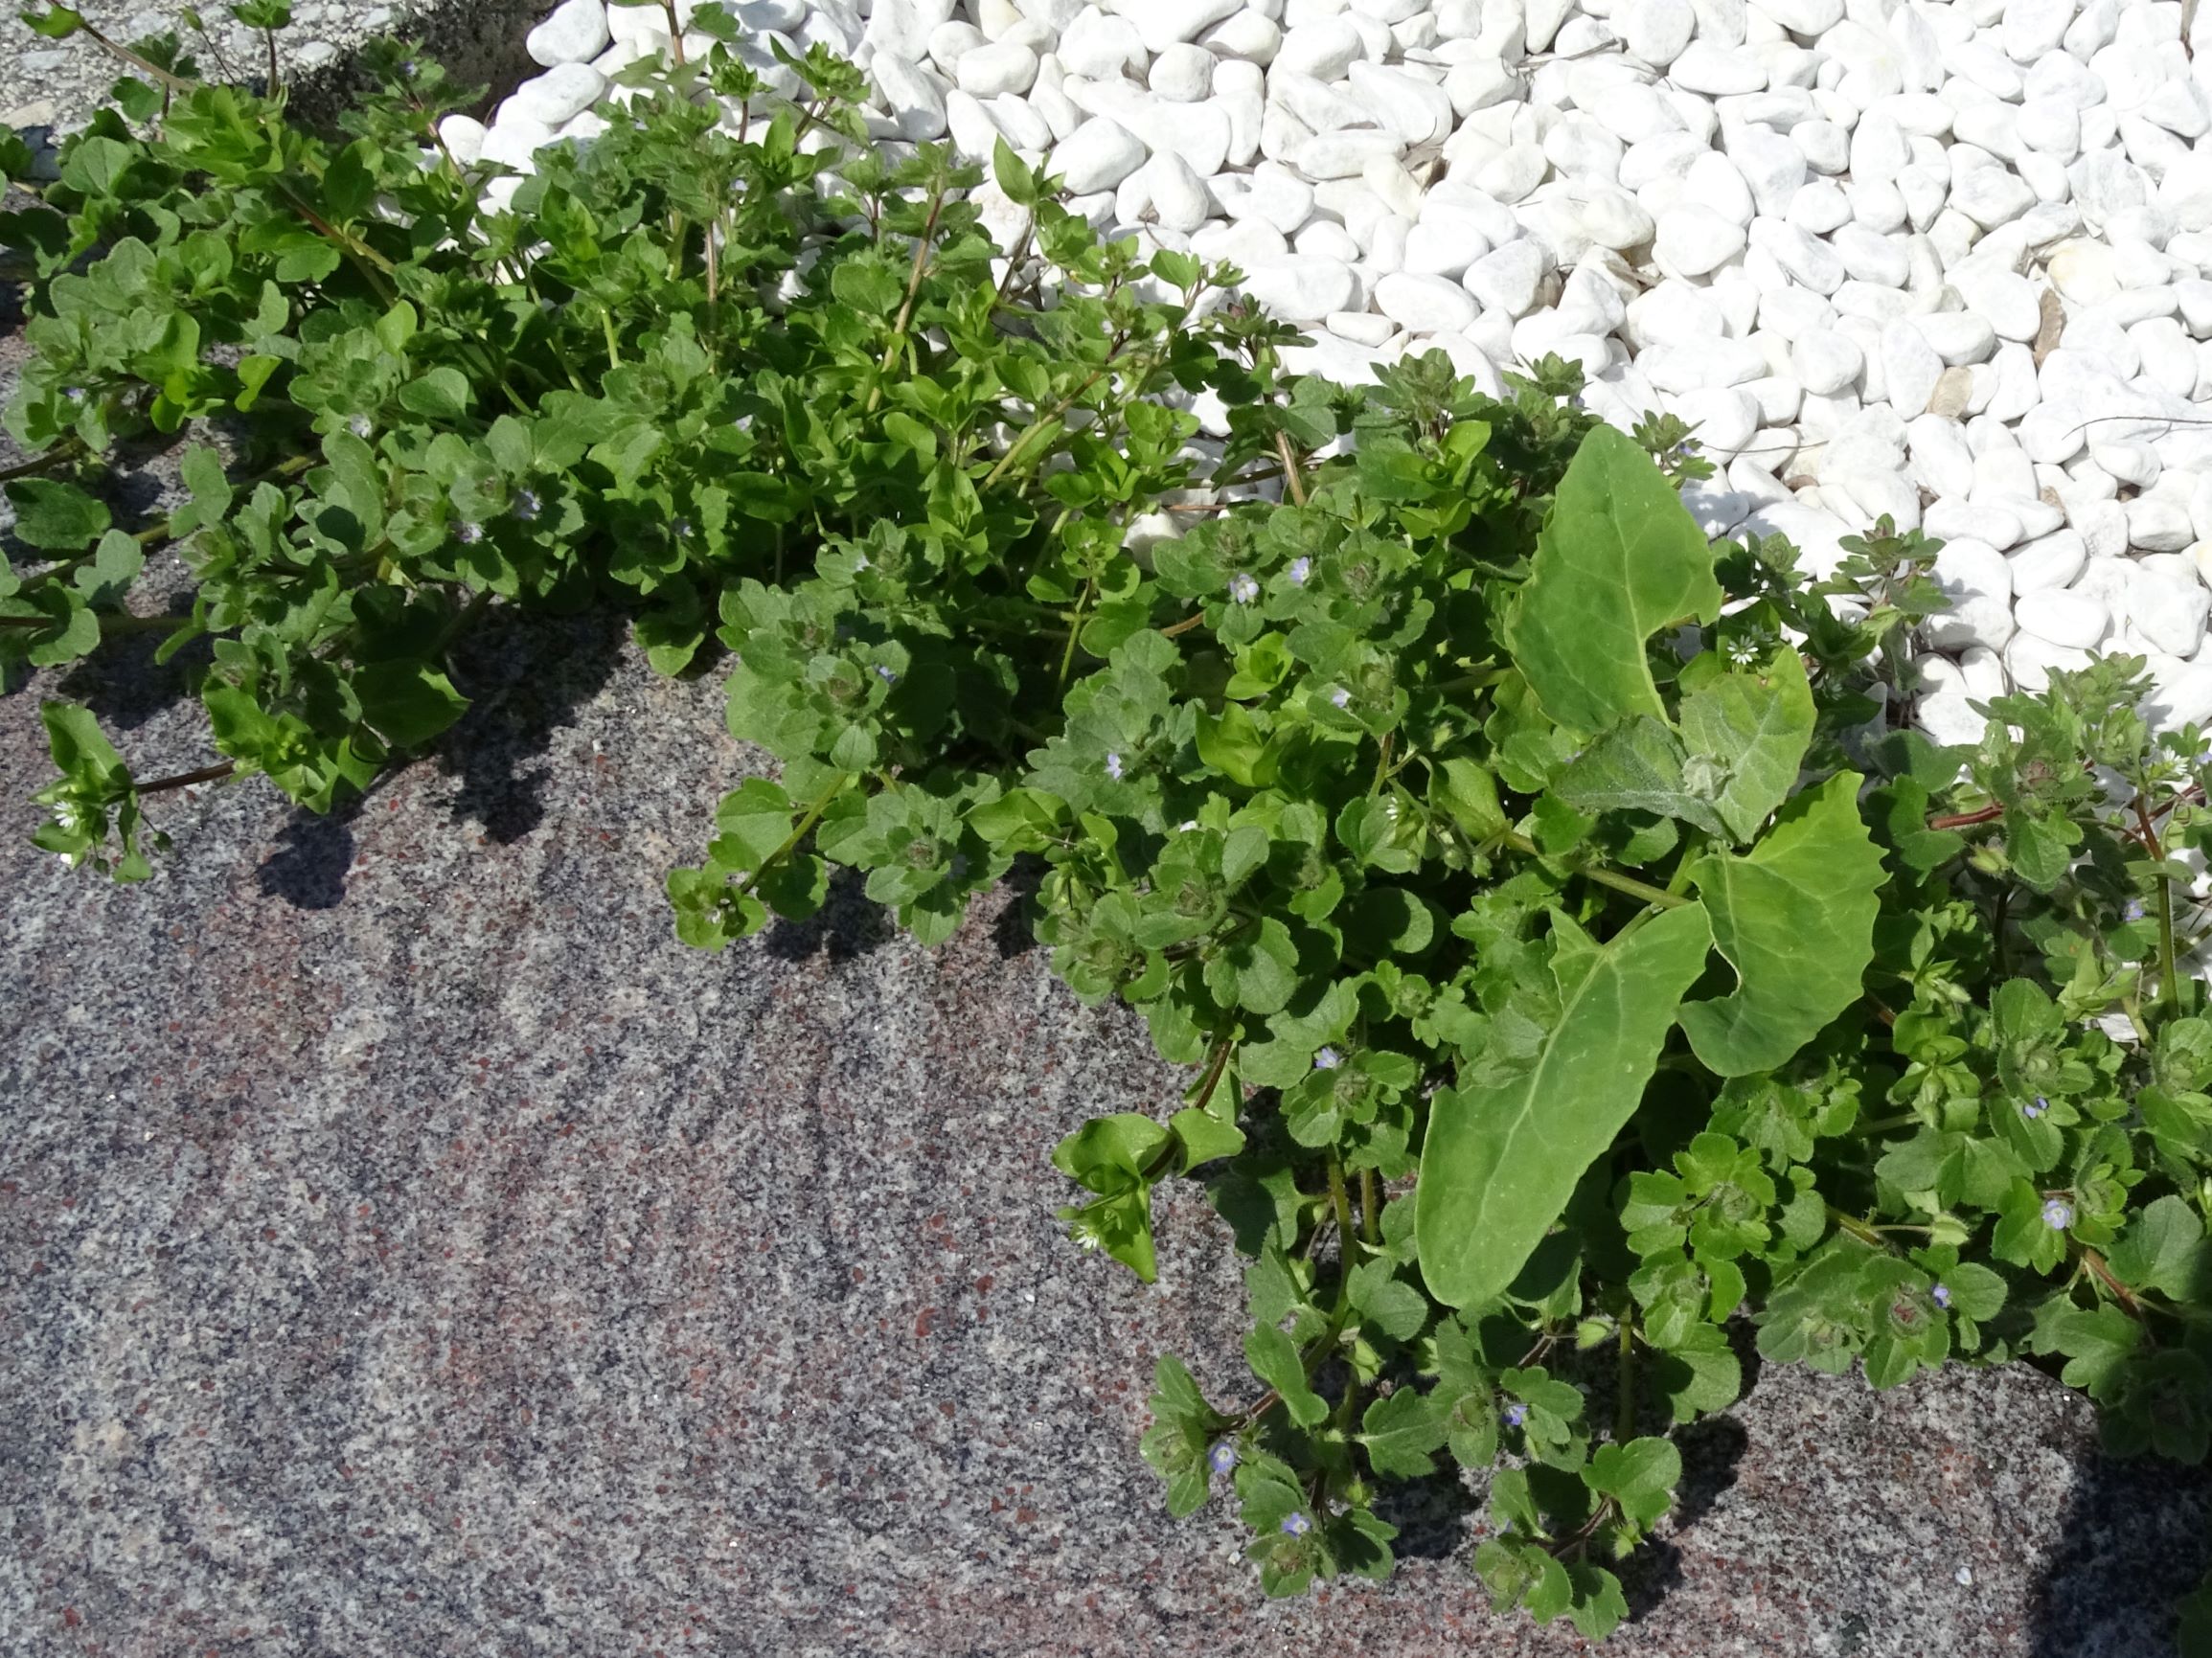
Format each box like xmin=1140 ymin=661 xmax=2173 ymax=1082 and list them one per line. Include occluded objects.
xmin=1614 ymin=1312 xmax=1636 ymax=1443
xmin=1827 ymin=1205 xmax=1897 ymax=1252
xmin=865 ymin=178 xmax=948 ymax=416
xmin=732 ymin=774 xmax=852 ymax=903
xmin=0 ymin=439 xmax=83 ymax=482
xmin=1358 ymin=1169 xmax=1380 ymax=1247
xmin=1500 ymin=829 xmax=1692 ymax=911
xmin=1327 ymin=1155 xmax=1358 ymax=1283
xmin=1055 ymin=575 xmax=1095 ymax=694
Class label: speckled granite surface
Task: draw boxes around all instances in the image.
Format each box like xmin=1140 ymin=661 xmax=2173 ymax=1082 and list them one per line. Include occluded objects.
xmin=0 ymin=0 xmax=541 ymax=138
xmin=2 ymin=599 xmax=2211 ymax=1658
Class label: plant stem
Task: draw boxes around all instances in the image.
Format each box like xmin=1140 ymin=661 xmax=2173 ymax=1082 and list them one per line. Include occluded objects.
xmin=0 ymin=440 xmax=84 ymax=482
xmin=1499 ymin=829 xmax=1691 ymax=911
xmin=1327 ymin=1155 xmax=1358 ymax=1280
xmin=1055 ymin=575 xmax=1094 ymax=693
xmin=2136 ymin=793 xmax=2183 ymax=1013
xmin=732 ymin=774 xmax=851 ymax=902
xmin=1826 ymin=1204 xmax=1895 ymax=1252
xmin=1358 ymin=1169 xmax=1380 ymax=1247
xmin=866 ymin=180 xmax=948 ymax=415
xmin=1614 ymin=1311 xmax=1636 ymax=1443
xmin=138 ymin=760 xmax=235 ymax=796
xmin=1274 ymin=430 xmax=1309 ymax=507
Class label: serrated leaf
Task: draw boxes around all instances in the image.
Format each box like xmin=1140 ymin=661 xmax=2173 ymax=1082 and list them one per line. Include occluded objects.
xmin=1347 ymin=1259 xmax=1429 ymax=1342
xmin=1678 ymin=771 xmax=1885 ymax=1077
xmin=1358 ymin=1388 xmax=1446 ymax=1477
xmin=1585 ymin=1436 xmax=1679 ymax=1530
xmin=2107 ymin=1195 xmax=2209 ymax=1300
xmin=6 ymin=477 xmax=111 ymax=550
xmin=1508 ymin=423 xmax=1722 ymax=736
xmin=1244 ymin=1323 xmax=1328 ymax=1428
xmin=1417 ymin=902 xmax=1714 ymax=1308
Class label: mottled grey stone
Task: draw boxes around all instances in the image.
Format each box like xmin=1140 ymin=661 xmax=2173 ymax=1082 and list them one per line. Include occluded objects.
xmin=1 ymin=603 xmax=2210 ymax=1657
xmin=0 ymin=0 xmax=541 ymax=138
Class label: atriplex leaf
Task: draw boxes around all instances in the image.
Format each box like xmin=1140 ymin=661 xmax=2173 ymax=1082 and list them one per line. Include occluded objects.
xmin=1677 ymin=771 xmax=1886 ymax=1078
xmin=1676 ymin=647 xmax=1815 ymax=844
xmin=1506 ymin=423 xmax=1722 ymax=736
xmin=1551 ymin=715 xmax=1726 ymax=837
xmin=1416 ymin=901 xmax=1714 ymax=1309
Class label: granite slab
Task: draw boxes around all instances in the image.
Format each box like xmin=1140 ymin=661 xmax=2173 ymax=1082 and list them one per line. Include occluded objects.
xmin=1 ymin=597 xmax=2210 ymax=1658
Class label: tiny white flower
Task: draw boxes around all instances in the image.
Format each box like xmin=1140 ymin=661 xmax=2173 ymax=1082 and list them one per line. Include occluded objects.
xmin=1330 ymin=688 xmax=1352 ymax=709
xmin=1228 ymin=572 xmax=1260 ymax=604
xmin=1105 ymin=751 xmax=1126 ymax=782
xmin=1287 ymin=556 xmax=1311 ymax=586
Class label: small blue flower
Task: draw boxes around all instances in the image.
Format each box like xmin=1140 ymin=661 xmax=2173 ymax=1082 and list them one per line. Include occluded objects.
xmin=2022 ymin=1098 xmax=2048 ymax=1120
xmin=1312 ymin=1046 xmax=1342 ymax=1070
xmin=1105 ymin=750 xmax=1126 ymax=782
xmin=511 ymin=488 xmax=539 ymax=521
xmin=1931 ymin=1283 xmax=1951 ymax=1310
xmin=1330 ymin=688 xmax=1352 ymax=709
xmin=348 ymin=414 xmax=375 ymax=440
xmin=61 ymin=384 xmax=85 ymax=401
xmin=2042 ymin=1197 xmax=2074 ymax=1232
xmin=1286 ymin=556 xmax=1311 ymax=586
xmin=453 ymin=520 xmax=483 ymax=544
xmin=1279 ymin=1511 xmax=1311 ymax=1537
xmin=672 ymin=517 xmax=695 ymax=538
xmin=2125 ymin=899 xmax=2146 ymax=922
xmin=1229 ymin=571 xmax=1260 ymax=604
xmin=1208 ymin=1441 xmax=1238 ymax=1474
xmin=874 ymin=664 xmax=898 ymax=685
xmin=1504 ymin=1402 xmax=1527 ymax=1429
xmin=853 ymin=552 xmax=870 ymax=571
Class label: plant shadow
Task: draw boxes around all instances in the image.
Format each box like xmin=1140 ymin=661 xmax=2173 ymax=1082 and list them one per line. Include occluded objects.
xmin=2026 ymin=1439 xmax=2212 ymax=1656
xmin=763 ymin=866 xmax=898 ymax=962
xmin=436 ymin=603 xmax=627 ymax=846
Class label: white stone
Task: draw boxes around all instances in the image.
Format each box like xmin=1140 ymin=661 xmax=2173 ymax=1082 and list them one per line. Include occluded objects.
xmin=1794 ymin=331 xmax=1865 ymax=395
xmin=2008 ymin=527 xmax=2088 ymax=591
xmin=2130 ymin=565 xmax=2212 ymax=656
xmin=1927 ymin=536 xmax=2017 ymax=650
xmin=2015 ymin=588 xmax=2109 ymax=648
xmin=1054 ymin=118 xmax=1148 ymax=193
xmin=1376 ymin=271 xmax=1479 ymax=331
xmin=958 ymin=40 xmax=1038 ymax=97
xmin=1881 ymin=320 xmax=1945 ymax=419
xmin=1655 ymin=205 xmax=1747 ymax=276
xmin=528 ymin=0 xmax=611 ymax=66
xmin=512 ymin=61 xmax=605 ymax=126
xmin=1243 ymin=256 xmax=1361 ymax=321
xmin=1463 ymin=239 xmax=1548 ymax=315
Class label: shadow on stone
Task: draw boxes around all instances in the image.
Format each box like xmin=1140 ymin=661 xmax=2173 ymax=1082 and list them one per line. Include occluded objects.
xmin=764 ymin=865 xmax=897 ymax=962
xmin=2026 ymin=1439 xmax=2212 ymax=1657
xmin=438 ymin=604 xmax=627 ymax=846
xmin=992 ymin=857 xmax=1044 ymax=959
xmin=255 ymin=805 xmax=358 ymax=910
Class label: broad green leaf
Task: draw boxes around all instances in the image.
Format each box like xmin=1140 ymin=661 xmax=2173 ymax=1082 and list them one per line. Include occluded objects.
xmin=1677 ymin=647 xmax=1815 ymax=843
xmin=353 ymin=659 xmax=467 ymax=749
xmin=1551 ymin=715 xmax=1725 ymax=836
xmin=1507 ymin=423 xmax=1722 ymax=736
xmin=1584 ymin=1436 xmax=1680 ymax=1530
xmin=1416 ymin=901 xmax=1714 ymax=1308
xmin=1677 ymin=772 xmax=1885 ymax=1077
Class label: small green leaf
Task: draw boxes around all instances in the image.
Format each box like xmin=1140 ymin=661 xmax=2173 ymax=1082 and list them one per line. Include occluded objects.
xmin=1359 ymin=1388 xmax=1446 ymax=1477
xmin=1244 ymin=1324 xmax=1328 ymax=1428
xmin=6 ymin=478 xmax=111 ymax=550
xmin=1676 ymin=647 xmax=1816 ymax=843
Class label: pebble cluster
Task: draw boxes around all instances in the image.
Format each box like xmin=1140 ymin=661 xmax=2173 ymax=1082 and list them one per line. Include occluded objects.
xmin=471 ymin=0 xmax=2212 ymax=747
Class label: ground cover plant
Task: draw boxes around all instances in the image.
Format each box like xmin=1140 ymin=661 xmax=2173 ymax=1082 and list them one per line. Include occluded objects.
xmin=9 ymin=4 xmax=2212 ymax=1644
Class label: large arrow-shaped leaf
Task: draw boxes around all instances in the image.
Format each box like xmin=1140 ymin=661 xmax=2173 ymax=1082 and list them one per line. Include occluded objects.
xmin=1417 ymin=902 xmax=1714 ymax=1309
xmin=1677 ymin=647 xmax=1815 ymax=844
xmin=1677 ymin=771 xmax=1885 ymax=1077
xmin=1508 ymin=424 xmax=1722 ymax=737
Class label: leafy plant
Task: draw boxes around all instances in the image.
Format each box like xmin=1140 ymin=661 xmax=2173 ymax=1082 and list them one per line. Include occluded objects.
xmin=11 ymin=6 xmax=2212 ymax=1644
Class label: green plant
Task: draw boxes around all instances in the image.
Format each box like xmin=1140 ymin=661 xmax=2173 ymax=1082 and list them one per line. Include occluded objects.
xmin=11 ymin=7 xmax=2212 ymax=1644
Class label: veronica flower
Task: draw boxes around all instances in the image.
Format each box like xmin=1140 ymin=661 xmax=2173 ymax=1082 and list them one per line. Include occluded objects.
xmin=453 ymin=521 xmax=483 ymax=544
xmin=348 ymin=415 xmax=375 ymax=440
xmin=2042 ymin=1197 xmax=2074 ymax=1231
xmin=2022 ymin=1097 xmax=2048 ymax=1120
xmin=874 ymin=664 xmax=898 ymax=685
xmin=1286 ymin=556 xmax=1311 ymax=586
xmin=1207 ymin=1441 xmax=1238 ymax=1475
xmin=511 ymin=488 xmax=540 ymax=521
xmin=1228 ymin=572 xmax=1260 ymax=604
xmin=1504 ymin=1402 xmax=1527 ymax=1429
xmin=1105 ymin=751 xmax=1126 ymax=782
xmin=1312 ymin=1046 xmax=1342 ymax=1070
xmin=1931 ymin=1283 xmax=1951 ymax=1310
xmin=1330 ymin=688 xmax=1352 ymax=709
xmin=1279 ymin=1511 xmax=1311 ymax=1537
xmin=2124 ymin=899 xmax=2146 ymax=922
